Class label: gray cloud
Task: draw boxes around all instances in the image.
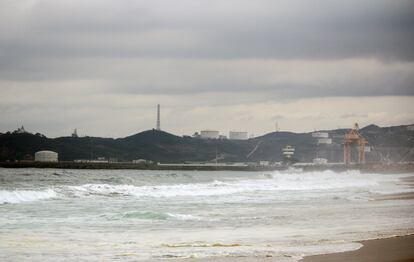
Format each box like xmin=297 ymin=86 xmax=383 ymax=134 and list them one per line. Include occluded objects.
xmin=0 ymin=0 xmax=413 ymax=61
xmin=0 ymin=0 xmax=414 ymax=136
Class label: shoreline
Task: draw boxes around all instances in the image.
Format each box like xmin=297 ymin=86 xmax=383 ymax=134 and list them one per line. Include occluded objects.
xmin=300 ymin=234 xmax=414 ymax=262
xmin=1 ymin=161 xmax=414 ymax=173
xmin=169 ymin=234 xmax=414 ymax=262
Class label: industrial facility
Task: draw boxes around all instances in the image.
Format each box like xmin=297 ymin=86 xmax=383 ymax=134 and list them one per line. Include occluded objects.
xmin=35 ymin=151 xmax=58 ymax=162
xmin=200 ymin=130 xmax=220 ymax=139
xmin=343 ymin=123 xmax=368 ymax=165
xmin=312 ymin=132 xmax=329 ymax=138
xmin=229 ymin=131 xmax=248 ymax=140
xmin=312 ymin=132 xmax=332 ymax=145
xmin=282 ymin=145 xmax=295 ymax=159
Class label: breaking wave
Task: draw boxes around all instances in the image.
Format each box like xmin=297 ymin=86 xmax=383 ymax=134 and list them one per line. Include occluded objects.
xmin=66 ymin=170 xmax=401 ymax=199
xmin=124 ymin=211 xmax=200 ymax=221
xmin=0 ymin=189 xmax=57 ymax=204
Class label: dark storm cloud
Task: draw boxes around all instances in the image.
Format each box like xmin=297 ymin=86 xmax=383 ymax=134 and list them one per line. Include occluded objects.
xmin=0 ymin=0 xmax=413 ymax=61
xmin=0 ymin=0 xmax=413 ymax=99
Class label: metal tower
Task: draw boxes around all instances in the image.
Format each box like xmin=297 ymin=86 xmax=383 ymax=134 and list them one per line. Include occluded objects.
xmin=156 ymin=104 xmax=161 ymax=131
xmin=343 ymin=123 xmax=368 ymax=165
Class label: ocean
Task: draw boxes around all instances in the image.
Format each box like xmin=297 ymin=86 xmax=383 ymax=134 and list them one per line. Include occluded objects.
xmin=1 ymin=168 xmax=413 ymax=261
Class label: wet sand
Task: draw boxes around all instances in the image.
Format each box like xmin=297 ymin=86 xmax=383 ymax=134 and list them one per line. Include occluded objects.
xmin=375 ymin=192 xmax=414 ymax=200
xmin=301 ymin=235 xmax=414 ymax=262
xmin=302 ymin=177 xmax=414 ymax=262
xmin=169 ymin=235 xmax=414 ymax=262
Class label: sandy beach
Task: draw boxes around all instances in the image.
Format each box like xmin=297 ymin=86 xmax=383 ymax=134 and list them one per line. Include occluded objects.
xmin=301 ymin=235 xmax=414 ymax=262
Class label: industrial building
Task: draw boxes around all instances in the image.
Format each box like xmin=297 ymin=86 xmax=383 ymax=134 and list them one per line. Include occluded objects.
xmin=200 ymin=130 xmax=220 ymax=139
xmin=282 ymin=145 xmax=295 ymax=159
xmin=229 ymin=131 xmax=248 ymax=140
xmin=312 ymin=132 xmax=329 ymax=138
xmin=313 ymin=158 xmax=328 ymax=165
xmin=35 ymin=150 xmax=58 ymax=162
xmin=317 ymin=138 xmax=332 ymax=144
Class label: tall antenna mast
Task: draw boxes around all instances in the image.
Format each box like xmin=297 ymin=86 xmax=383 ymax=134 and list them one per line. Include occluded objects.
xmin=156 ymin=104 xmax=161 ymax=131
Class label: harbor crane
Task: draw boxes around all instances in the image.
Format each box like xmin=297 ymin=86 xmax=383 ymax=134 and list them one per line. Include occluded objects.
xmin=343 ymin=123 xmax=368 ymax=165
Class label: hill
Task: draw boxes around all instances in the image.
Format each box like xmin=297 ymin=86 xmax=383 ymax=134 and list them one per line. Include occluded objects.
xmin=1 ymin=124 xmax=413 ymax=163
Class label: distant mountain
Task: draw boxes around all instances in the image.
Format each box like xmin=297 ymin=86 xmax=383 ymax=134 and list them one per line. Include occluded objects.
xmin=1 ymin=124 xmax=413 ymax=163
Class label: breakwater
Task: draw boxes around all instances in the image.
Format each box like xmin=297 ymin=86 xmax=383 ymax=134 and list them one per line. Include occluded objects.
xmin=1 ymin=161 xmax=413 ymax=173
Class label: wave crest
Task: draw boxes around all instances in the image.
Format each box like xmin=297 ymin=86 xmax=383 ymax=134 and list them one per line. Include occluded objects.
xmin=105 ymin=211 xmax=201 ymax=221
xmin=0 ymin=189 xmax=57 ymax=204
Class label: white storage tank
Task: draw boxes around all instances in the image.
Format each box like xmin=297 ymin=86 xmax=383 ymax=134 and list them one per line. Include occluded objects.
xmin=35 ymin=150 xmax=58 ymax=162
xmin=200 ymin=130 xmax=220 ymax=139
xmin=229 ymin=131 xmax=248 ymax=140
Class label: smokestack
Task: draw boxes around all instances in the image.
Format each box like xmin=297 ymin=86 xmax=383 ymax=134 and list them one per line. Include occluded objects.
xmin=156 ymin=104 xmax=161 ymax=131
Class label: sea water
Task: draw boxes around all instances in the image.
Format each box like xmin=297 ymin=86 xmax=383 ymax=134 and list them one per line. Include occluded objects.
xmin=0 ymin=168 xmax=413 ymax=261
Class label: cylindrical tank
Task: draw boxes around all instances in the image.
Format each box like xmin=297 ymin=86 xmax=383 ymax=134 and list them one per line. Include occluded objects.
xmin=35 ymin=150 xmax=58 ymax=162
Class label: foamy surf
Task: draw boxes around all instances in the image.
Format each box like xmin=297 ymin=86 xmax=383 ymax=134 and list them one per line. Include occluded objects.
xmin=1 ymin=168 xmax=413 ymax=262
xmin=0 ymin=189 xmax=57 ymax=204
xmin=114 ymin=211 xmax=201 ymax=221
xmin=65 ymin=170 xmax=408 ymax=199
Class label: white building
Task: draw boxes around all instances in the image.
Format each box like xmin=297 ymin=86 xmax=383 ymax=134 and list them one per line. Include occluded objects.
xmin=407 ymin=125 xmax=414 ymax=131
xmin=313 ymin=158 xmax=328 ymax=164
xmin=35 ymin=150 xmax=58 ymax=162
xmin=200 ymin=130 xmax=219 ymax=139
xmin=317 ymin=138 xmax=332 ymax=144
xmin=259 ymin=161 xmax=270 ymax=166
xmin=312 ymin=132 xmax=329 ymax=138
xmin=282 ymin=145 xmax=295 ymax=159
xmin=133 ymin=159 xmax=148 ymax=164
xmin=229 ymin=131 xmax=248 ymax=140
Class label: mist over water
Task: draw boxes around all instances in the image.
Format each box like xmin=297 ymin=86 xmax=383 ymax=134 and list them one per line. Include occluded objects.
xmin=1 ymin=168 xmax=413 ymax=261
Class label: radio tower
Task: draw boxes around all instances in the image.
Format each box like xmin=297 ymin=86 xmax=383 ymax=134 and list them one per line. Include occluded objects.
xmin=156 ymin=104 xmax=161 ymax=131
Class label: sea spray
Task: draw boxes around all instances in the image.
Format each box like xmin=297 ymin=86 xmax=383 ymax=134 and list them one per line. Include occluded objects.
xmin=0 ymin=189 xmax=57 ymax=204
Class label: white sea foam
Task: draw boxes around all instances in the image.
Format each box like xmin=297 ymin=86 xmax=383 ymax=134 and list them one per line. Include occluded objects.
xmin=118 ymin=211 xmax=201 ymax=221
xmin=0 ymin=189 xmax=57 ymax=204
xmin=67 ymin=170 xmax=404 ymax=199
xmin=166 ymin=213 xmax=202 ymax=221
xmin=68 ymin=182 xmax=245 ymax=198
xmin=1 ymin=168 xmax=413 ymax=262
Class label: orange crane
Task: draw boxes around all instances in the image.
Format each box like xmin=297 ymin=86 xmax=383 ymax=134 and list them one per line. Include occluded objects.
xmin=344 ymin=123 xmax=368 ymax=165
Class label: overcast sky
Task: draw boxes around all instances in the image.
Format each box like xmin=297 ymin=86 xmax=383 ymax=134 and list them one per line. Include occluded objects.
xmin=1 ymin=0 xmax=413 ymax=137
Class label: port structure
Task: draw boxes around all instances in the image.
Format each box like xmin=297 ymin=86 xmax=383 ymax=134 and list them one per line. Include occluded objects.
xmin=343 ymin=123 xmax=368 ymax=165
